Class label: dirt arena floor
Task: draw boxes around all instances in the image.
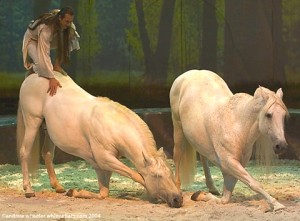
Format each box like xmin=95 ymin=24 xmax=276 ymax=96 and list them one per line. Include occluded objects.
xmin=0 ymin=159 xmax=300 ymax=221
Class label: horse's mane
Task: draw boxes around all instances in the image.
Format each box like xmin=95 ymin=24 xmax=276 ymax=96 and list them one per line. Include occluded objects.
xmin=95 ymin=97 xmax=158 ymax=156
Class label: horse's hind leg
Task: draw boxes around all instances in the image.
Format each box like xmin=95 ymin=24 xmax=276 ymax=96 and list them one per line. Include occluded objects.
xmin=19 ymin=118 xmax=42 ymax=198
xmin=200 ymin=155 xmax=220 ymax=195
xmin=41 ymin=129 xmax=65 ymax=193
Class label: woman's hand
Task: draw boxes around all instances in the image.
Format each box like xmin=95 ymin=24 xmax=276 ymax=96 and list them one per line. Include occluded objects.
xmin=47 ymin=78 xmax=62 ymax=96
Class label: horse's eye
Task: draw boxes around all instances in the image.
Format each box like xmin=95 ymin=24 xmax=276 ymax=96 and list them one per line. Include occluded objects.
xmin=154 ymin=174 xmax=162 ymax=178
xmin=265 ymin=113 xmax=272 ymax=119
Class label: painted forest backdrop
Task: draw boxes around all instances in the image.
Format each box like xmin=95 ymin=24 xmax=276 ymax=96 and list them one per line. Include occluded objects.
xmin=1 ymin=0 xmax=300 ymax=114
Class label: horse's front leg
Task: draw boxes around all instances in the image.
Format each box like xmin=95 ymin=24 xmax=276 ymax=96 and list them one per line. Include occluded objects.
xmin=68 ymin=168 xmax=112 ymax=199
xmin=221 ymin=158 xmax=285 ymax=211
xmin=221 ymin=172 xmax=237 ymax=203
xmin=41 ymin=129 xmax=65 ymax=193
xmin=67 ymin=156 xmax=145 ymax=200
xmin=95 ymin=168 xmax=112 ymax=199
xmin=97 ymin=155 xmax=145 ymax=186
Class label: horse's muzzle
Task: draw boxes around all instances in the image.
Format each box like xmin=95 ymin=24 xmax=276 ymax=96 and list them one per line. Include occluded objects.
xmin=273 ymin=141 xmax=288 ymax=155
xmin=167 ymin=194 xmax=183 ymax=208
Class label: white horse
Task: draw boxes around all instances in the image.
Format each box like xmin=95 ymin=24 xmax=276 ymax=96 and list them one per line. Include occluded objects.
xmin=170 ymin=69 xmax=288 ymax=211
xmin=17 ymin=71 xmax=182 ymax=208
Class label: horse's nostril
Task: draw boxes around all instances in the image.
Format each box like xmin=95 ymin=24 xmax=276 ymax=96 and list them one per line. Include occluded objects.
xmin=274 ymin=143 xmax=288 ymax=154
xmin=172 ymin=196 xmax=182 ymax=208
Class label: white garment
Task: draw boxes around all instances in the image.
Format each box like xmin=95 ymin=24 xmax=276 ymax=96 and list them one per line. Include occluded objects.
xmin=22 ymin=22 xmax=80 ymax=78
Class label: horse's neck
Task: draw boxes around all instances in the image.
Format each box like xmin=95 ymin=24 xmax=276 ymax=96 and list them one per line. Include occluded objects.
xmin=230 ymin=94 xmax=263 ymax=142
xmin=123 ymin=144 xmax=158 ymax=176
xmin=230 ymin=93 xmax=261 ymax=119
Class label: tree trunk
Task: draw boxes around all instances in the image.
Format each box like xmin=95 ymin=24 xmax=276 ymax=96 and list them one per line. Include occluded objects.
xmin=200 ymin=0 xmax=217 ymax=72
xmin=135 ymin=0 xmax=176 ymax=85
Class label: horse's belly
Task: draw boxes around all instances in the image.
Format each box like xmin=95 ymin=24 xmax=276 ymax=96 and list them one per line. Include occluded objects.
xmin=56 ymin=144 xmax=92 ymax=161
xmin=179 ymin=98 xmax=224 ymax=164
xmin=183 ymin=120 xmax=216 ymax=159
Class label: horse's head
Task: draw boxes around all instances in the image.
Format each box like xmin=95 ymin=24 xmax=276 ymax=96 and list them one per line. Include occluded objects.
xmin=141 ymin=148 xmax=183 ymax=208
xmin=256 ymin=87 xmax=288 ymax=154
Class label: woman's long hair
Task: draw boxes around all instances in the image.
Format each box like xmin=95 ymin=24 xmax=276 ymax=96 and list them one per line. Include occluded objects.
xmin=28 ymin=6 xmax=74 ymax=65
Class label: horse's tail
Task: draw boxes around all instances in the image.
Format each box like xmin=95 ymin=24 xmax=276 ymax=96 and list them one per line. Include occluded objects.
xmin=179 ymin=138 xmax=197 ymax=187
xmin=17 ymin=103 xmax=40 ymax=176
xmin=253 ymin=135 xmax=277 ymax=174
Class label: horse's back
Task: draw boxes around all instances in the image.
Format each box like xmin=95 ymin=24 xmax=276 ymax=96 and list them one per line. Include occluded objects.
xmin=170 ymin=70 xmax=232 ymax=115
xmin=19 ymin=74 xmax=50 ymax=116
xmin=19 ymin=73 xmax=95 ymax=151
xmin=19 ymin=72 xmax=92 ymax=116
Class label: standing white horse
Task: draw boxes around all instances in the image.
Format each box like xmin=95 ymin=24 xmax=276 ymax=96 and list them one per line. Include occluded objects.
xmin=170 ymin=69 xmax=288 ymax=211
xmin=17 ymin=71 xmax=182 ymax=208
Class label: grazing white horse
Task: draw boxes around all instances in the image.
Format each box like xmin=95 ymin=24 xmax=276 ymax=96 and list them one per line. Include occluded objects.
xmin=170 ymin=69 xmax=288 ymax=211
xmin=17 ymin=71 xmax=182 ymax=208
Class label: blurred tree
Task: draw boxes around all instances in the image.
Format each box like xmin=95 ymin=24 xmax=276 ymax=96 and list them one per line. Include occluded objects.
xmin=77 ymin=0 xmax=100 ymax=76
xmin=282 ymin=0 xmax=300 ymax=81
xmin=96 ymin=0 xmax=131 ymax=71
xmin=33 ymin=0 xmax=51 ymax=18
xmin=170 ymin=0 xmax=202 ymax=74
xmin=0 ymin=1 xmax=32 ymax=72
xmin=134 ymin=0 xmax=176 ymax=85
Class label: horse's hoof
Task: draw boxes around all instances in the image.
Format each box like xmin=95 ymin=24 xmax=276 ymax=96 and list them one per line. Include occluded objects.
xmin=191 ymin=191 xmax=218 ymax=202
xmin=66 ymin=189 xmax=75 ymax=197
xmin=191 ymin=191 xmax=202 ymax=201
xmin=25 ymin=192 xmax=35 ymax=198
xmin=273 ymin=202 xmax=286 ymax=211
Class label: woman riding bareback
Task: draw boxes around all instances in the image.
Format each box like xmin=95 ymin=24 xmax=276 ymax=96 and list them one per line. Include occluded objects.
xmin=22 ymin=6 xmax=80 ymax=96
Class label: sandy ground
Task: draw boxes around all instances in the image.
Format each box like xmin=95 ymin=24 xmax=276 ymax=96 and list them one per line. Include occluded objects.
xmin=0 ymin=160 xmax=300 ymax=221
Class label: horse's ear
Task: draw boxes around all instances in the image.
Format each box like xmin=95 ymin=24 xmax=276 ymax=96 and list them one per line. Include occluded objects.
xmin=276 ymin=88 xmax=283 ymax=99
xmin=254 ymin=86 xmax=261 ymax=98
xmin=142 ymin=152 xmax=152 ymax=167
xmin=254 ymin=86 xmax=268 ymax=100
xmin=158 ymin=147 xmax=167 ymax=159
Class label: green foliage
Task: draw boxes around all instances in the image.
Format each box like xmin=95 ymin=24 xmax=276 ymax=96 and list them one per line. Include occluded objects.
xmin=77 ymin=70 xmax=142 ymax=87
xmin=1 ymin=0 xmax=300 ymax=112
xmin=171 ymin=0 xmax=203 ymax=73
xmin=1 ymin=159 xmax=300 ymax=198
xmin=77 ymin=0 xmax=100 ymax=74
xmin=282 ymin=0 xmax=300 ymax=73
xmin=125 ymin=0 xmax=224 ymax=79
xmin=95 ymin=0 xmax=131 ymax=70
xmin=0 ymin=1 xmax=32 ymax=72
xmin=0 ymin=73 xmax=24 ymax=97
xmin=126 ymin=1 xmax=163 ymax=67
